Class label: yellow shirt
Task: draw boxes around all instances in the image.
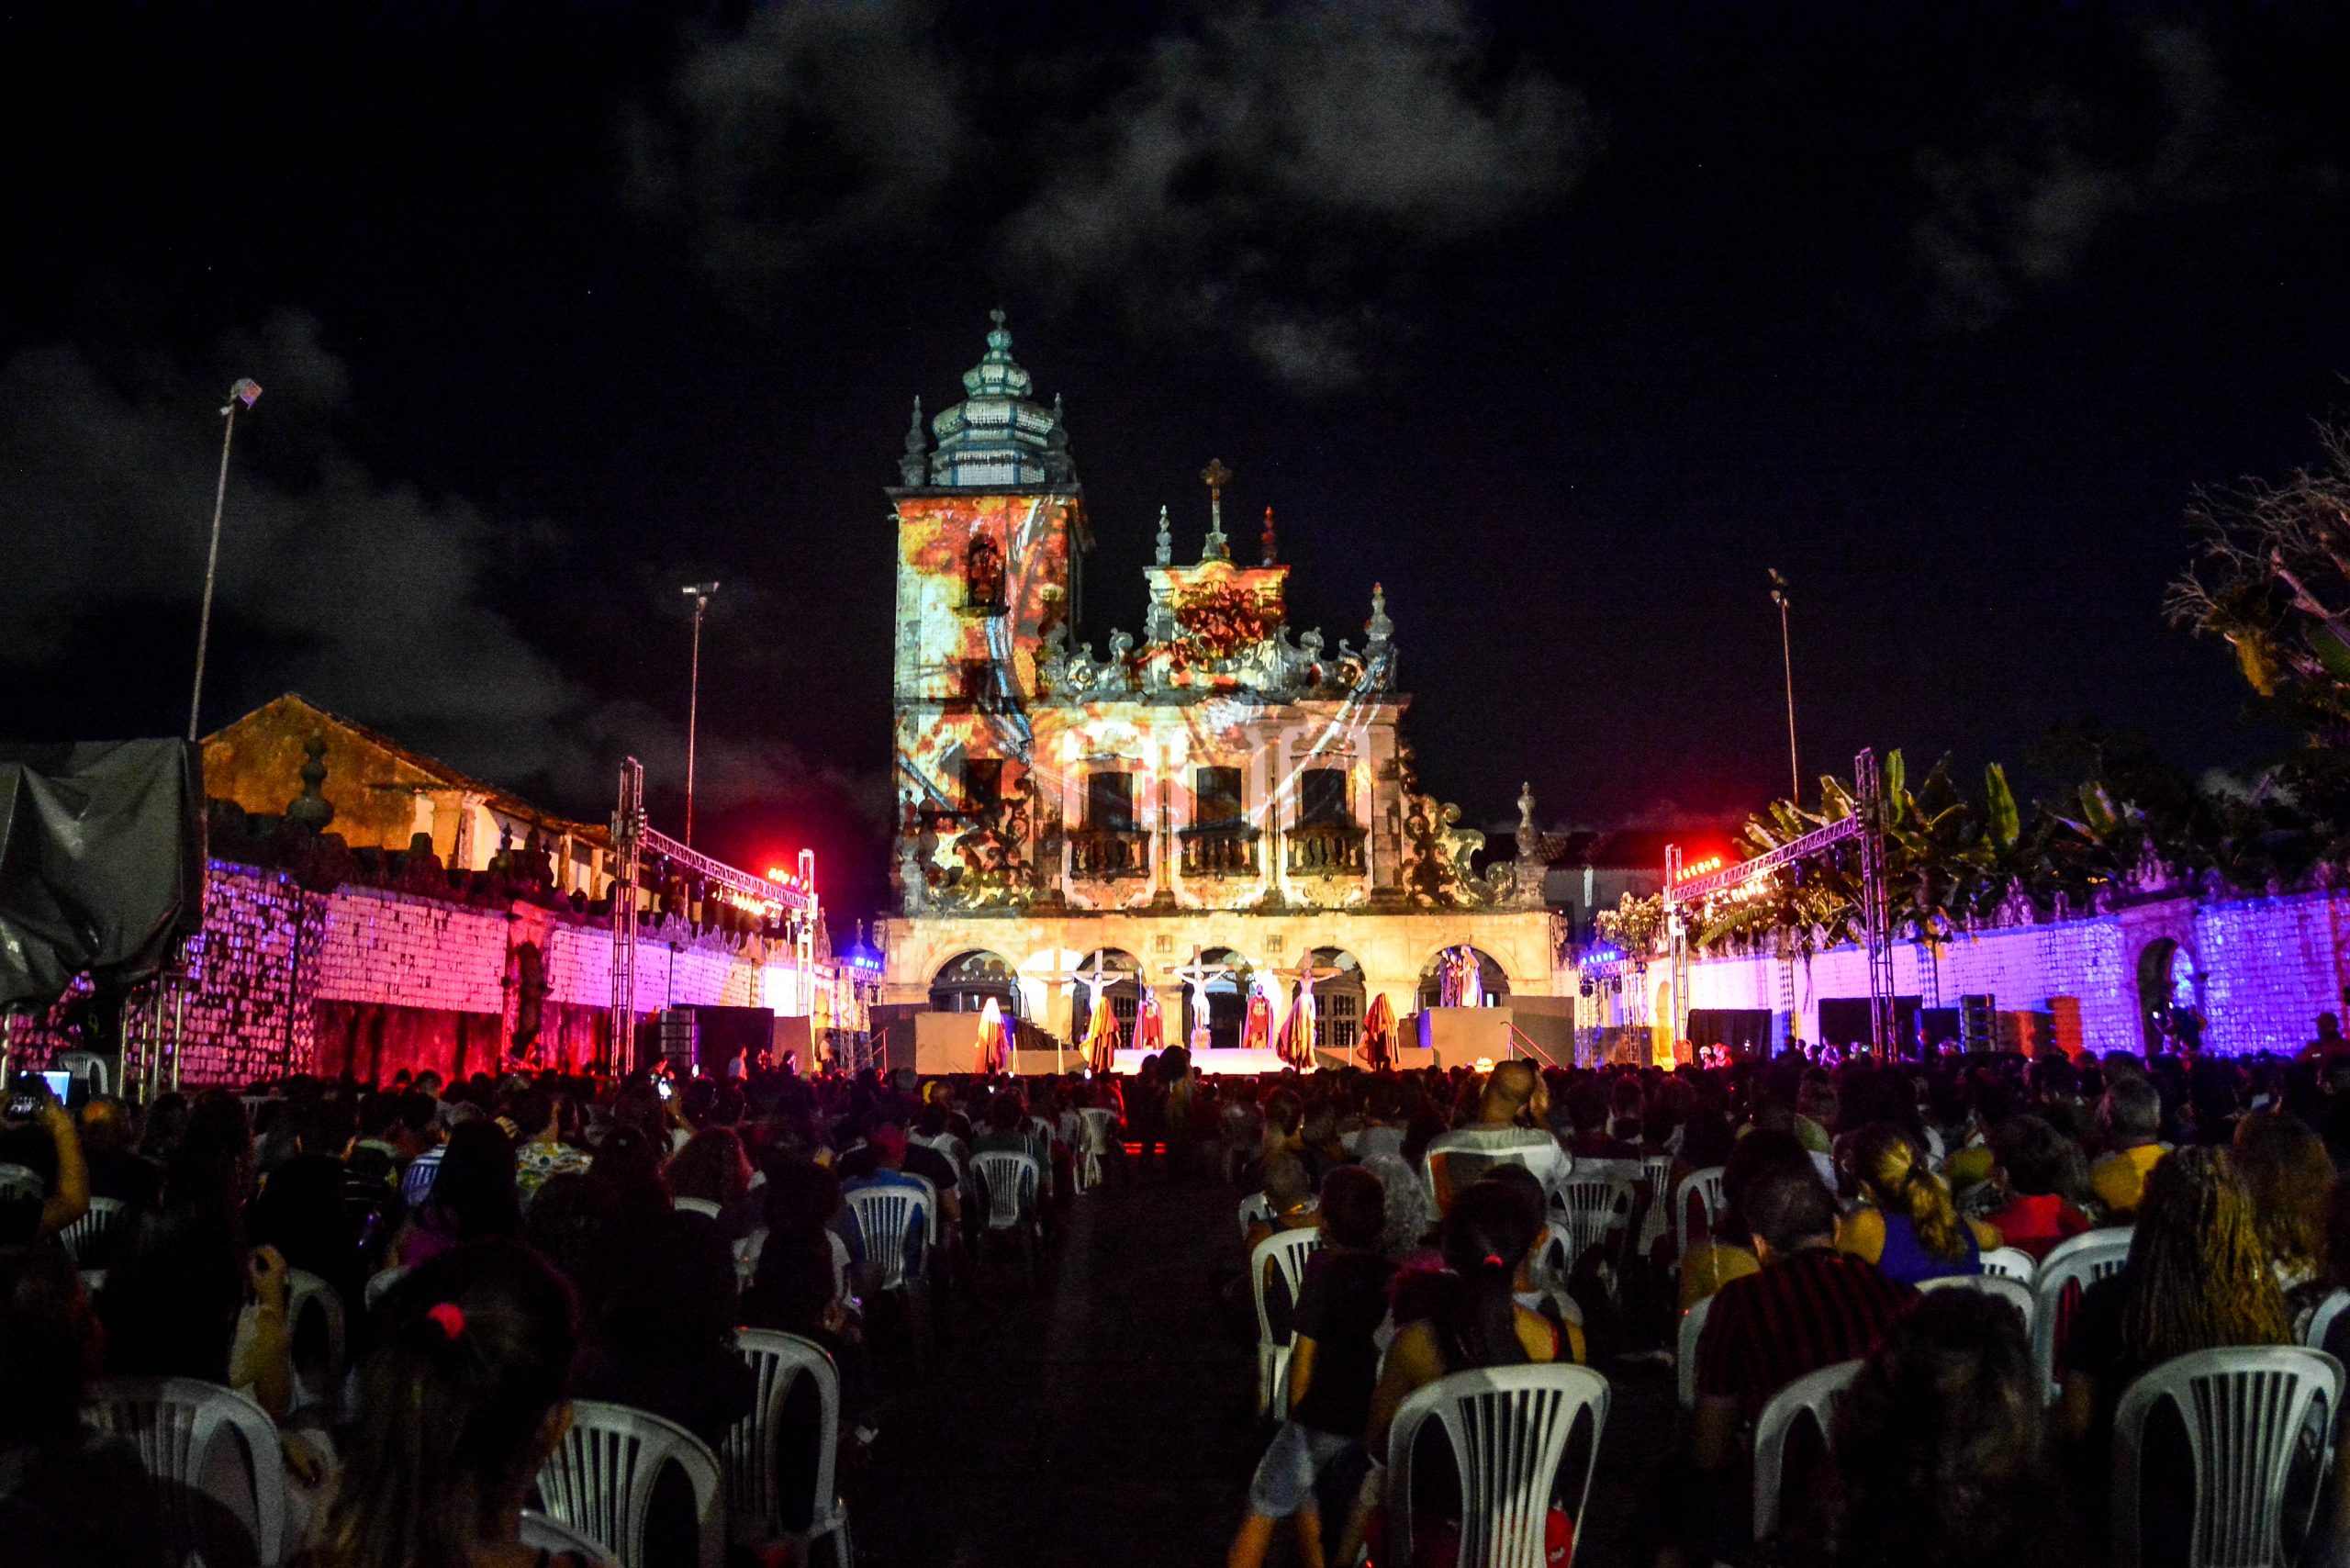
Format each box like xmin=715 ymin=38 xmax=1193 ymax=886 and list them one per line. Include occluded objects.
xmin=2091 ymin=1144 xmax=2165 ymax=1219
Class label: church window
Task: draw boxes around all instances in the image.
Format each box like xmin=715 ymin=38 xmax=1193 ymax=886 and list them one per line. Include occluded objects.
xmin=965 ymin=532 xmax=1006 ymax=612
xmin=1193 ymin=766 xmax=1244 ymax=827
xmin=1086 ymin=771 xmax=1136 ymax=833
xmin=1297 ymin=767 xmax=1349 ymax=825
xmin=961 ymin=756 xmax=1003 ymax=816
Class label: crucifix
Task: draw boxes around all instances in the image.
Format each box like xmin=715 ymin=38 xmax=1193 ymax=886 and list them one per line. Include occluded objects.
xmin=1201 ymin=457 xmax=1232 ymax=562
xmin=1072 ymin=950 xmax=1125 ymax=1050
xmin=1267 ymin=948 xmax=1346 ymax=1063
xmin=1169 ymin=946 xmax=1233 ymax=1051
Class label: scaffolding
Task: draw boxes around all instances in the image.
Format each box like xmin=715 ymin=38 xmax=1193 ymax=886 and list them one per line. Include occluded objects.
xmin=1665 ymin=746 xmax=1895 ymax=1058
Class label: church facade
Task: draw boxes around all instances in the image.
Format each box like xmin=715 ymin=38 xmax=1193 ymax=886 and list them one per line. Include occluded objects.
xmin=875 ymin=315 xmax=1559 ymax=1058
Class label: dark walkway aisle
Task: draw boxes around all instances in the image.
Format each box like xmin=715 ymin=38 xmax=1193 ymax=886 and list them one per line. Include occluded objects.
xmin=856 ymin=1173 xmax=1262 ymax=1567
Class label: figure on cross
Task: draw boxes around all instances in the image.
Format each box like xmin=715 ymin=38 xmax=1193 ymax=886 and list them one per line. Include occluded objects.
xmin=1268 ymin=948 xmax=1346 ymax=1067
xmin=1169 ymin=946 xmax=1233 ymax=1053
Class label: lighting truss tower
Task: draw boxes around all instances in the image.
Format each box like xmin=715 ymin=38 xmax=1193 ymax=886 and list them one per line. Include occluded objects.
xmin=1664 ymin=745 xmax=1896 ymax=1058
xmin=609 ymin=757 xmax=644 ymax=1073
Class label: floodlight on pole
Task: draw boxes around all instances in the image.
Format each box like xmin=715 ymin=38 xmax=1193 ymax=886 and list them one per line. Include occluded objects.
xmin=188 ymin=379 xmax=263 ymax=744
xmin=680 ymin=580 xmax=720 ymax=846
xmin=1768 ymin=567 xmax=1798 ymax=803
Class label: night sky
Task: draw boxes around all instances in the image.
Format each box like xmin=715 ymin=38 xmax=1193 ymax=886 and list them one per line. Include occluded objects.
xmin=6 ymin=2 xmax=2349 ymax=923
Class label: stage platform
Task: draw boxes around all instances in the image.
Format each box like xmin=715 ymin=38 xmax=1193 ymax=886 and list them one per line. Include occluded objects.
xmin=1111 ymin=1047 xmax=1288 ymax=1075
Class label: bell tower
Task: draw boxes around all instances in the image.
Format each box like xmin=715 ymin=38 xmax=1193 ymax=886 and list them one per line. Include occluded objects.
xmin=887 ymin=312 xmax=1087 ymax=912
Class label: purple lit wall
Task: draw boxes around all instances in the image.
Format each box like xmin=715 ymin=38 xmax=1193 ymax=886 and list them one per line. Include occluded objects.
xmin=1665 ymin=886 xmax=2343 ymax=1056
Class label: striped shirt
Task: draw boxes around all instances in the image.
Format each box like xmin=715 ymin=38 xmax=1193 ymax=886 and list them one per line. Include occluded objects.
xmin=1695 ymin=1246 xmax=1914 ymax=1412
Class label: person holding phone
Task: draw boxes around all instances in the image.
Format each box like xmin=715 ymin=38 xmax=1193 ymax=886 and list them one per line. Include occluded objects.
xmin=0 ymin=1071 xmax=90 ymax=1245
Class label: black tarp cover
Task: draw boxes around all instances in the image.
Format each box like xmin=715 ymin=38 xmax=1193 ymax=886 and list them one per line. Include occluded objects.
xmin=0 ymin=739 xmax=202 ymax=1009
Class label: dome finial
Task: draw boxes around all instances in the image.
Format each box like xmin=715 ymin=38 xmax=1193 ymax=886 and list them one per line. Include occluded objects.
xmin=1155 ymin=504 xmax=1172 ymax=566
xmin=1200 ymin=458 xmax=1232 ymax=562
xmin=1259 ymin=506 xmax=1278 ymax=567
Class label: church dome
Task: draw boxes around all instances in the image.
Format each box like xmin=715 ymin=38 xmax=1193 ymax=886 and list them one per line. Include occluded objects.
xmin=911 ymin=310 xmax=1076 ymax=489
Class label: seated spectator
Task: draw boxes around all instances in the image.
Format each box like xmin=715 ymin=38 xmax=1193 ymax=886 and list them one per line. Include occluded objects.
xmin=504 ymin=1088 xmax=589 ymax=1206
xmin=0 ymin=1247 xmax=169 ymax=1568
xmin=666 ymin=1126 xmax=758 ymax=1238
xmin=1424 ymin=1061 xmax=1560 ymax=1211
xmin=1980 ymin=1114 xmax=2095 ymax=1261
xmin=2230 ymin=1109 xmax=2333 ymax=1313
xmin=101 ymin=1092 xmax=296 ymax=1420
xmin=519 ymin=1171 xmax=620 ymax=1321
xmin=77 ymin=1094 xmax=161 ymax=1212
xmin=398 ymin=1120 xmax=521 ymax=1268
xmin=1346 ymin=1179 xmax=1568 ymax=1567
xmin=1231 ymin=1168 xmax=1394 ymax=1568
xmin=2088 ymin=1074 xmax=2166 ymax=1220
xmin=1557 ymin=1077 xmax=1639 ymax=1170
xmin=1818 ymin=1287 xmax=2076 ymax=1568
xmin=576 ymin=1206 xmax=755 ymax=1451
xmin=839 ymin=1124 xmax=933 ymax=1282
xmin=1244 ymin=1153 xmax=1321 ymax=1252
xmin=2059 ymin=1147 xmax=2289 ymax=1446
xmin=301 ymin=1242 xmax=606 ymax=1568
xmin=1838 ymin=1124 xmax=1998 ymax=1284
xmin=1358 ymin=1150 xmax=1436 ymax=1265
xmin=1693 ymin=1161 xmax=1914 ymax=1464
xmin=838 ymin=1119 xmax=960 ymax=1232
xmin=0 ymin=1073 xmax=89 ymax=1245
xmin=1679 ymin=1128 xmax=1810 ymax=1309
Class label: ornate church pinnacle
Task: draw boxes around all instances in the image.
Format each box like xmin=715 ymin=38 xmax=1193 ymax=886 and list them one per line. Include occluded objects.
xmin=899 ymin=396 xmax=928 ymax=487
xmin=1516 ymin=782 xmax=1539 ymax=860
xmin=1260 ymin=506 xmax=1278 ymax=566
xmin=1200 ymin=457 xmax=1232 ymax=562
xmin=1154 ymin=504 xmax=1172 ymax=566
xmin=1366 ymin=581 xmax=1393 ymax=647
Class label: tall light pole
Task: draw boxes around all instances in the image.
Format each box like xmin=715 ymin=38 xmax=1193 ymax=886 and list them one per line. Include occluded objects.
xmin=680 ymin=581 xmax=720 ymax=845
xmin=1769 ymin=567 xmax=1798 ymax=802
xmin=188 ymin=379 xmax=263 ymax=743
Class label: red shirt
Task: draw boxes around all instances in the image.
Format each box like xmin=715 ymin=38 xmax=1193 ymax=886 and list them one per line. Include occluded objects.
xmin=1981 ymin=1193 xmax=2092 ymax=1261
xmin=1695 ymin=1247 xmax=1914 ymax=1414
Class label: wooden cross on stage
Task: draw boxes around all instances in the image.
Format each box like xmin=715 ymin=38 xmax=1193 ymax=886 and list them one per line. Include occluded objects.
xmin=1169 ymin=946 xmax=1232 ymax=1049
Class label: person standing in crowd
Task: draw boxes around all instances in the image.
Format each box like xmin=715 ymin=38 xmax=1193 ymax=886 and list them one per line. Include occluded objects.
xmin=1228 ymin=1167 xmax=1393 ymax=1568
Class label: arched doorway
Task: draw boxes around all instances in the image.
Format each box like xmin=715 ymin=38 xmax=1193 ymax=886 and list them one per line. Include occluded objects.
xmin=1416 ymin=946 xmax=1511 ymax=1010
xmin=2136 ymin=938 xmax=2198 ymax=1052
xmin=1185 ymin=946 xmax=1256 ymax=1052
xmin=1070 ymin=948 xmax=1144 ymax=1047
xmin=931 ymin=950 xmax=1021 ymax=1016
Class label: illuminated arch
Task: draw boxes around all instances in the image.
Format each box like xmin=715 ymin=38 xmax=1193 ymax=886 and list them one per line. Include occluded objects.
xmin=1415 ymin=946 xmax=1510 ymax=1009
xmin=1071 ymin=947 xmax=1145 ymax=1044
xmin=931 ymin=949 xmax=1021 ymax=1016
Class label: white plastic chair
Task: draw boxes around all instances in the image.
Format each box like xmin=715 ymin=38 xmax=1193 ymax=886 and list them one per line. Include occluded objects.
xmin=843 ymin=1184 xmax=930 ymax=1295
xmin=2031 ymin=1228 xmax=2134 ymax=1398
xmin=1423 ymin=1137 xmax=1571 ymax=1211
xmin=726 ymin=1330 xmax=852 ymax=1567
xmin=1673 ymin=1166 xmax=1728 ymax=1263
xmin=734 ymin=1226 xmax=768 ymax=1291
xmin=1529 ymin=1222 xmax=1578 ymax=1298
xmin=364 ymin=1263 xmax=411 ymax=1312
xmin=2304 ymin=1288 xmax=2350 ymax=1350
xmin=1237 ymin=1191 xmax=1276 ymax=1240
xmin=1751 ymin=1359 xmax=1863 ymax=1539
xmin=1550 ymin=1178 xmax=1635 ymax=1277
xmin=1251 ymin=1226 xmax=1324 ymax=1417
xmin=1917 ymin=1271 xmax=2035 ymax=1329
xmin=2111 ymin=1346 xmax=2344 ymax=1568
xmin=1676 ymin=1295 xmax=1713 ymax=1410
xmin=58 ymin=1194 xmax=131 ymax=1269
xmin=520 ymin=1508 xmax=618 ymax=1565
xmin=400 ymin=1148 xmax=442 ymax=1209
xmin=1977 ymin=1245 xmax=2036 ymax=1283
xmin=1078 ymin=1106 xmax=1118 ymax=1191
xmin=903 ymin=1171 xmax=943 ymax=1248
xmin=1633 ymin=1153 xmax=1675 ymax=1256
xmin=673 ymin=1195 xmax=722 ymax=1219
xmin=537 ymin=1399 xmax=725 ymax=1568
xmin=84 ymin=1375 xmax=287 ymax=1568
xmin=1385 ymin=1362 xmax=1612 ymax=1567
xmin=285 ymin=1267 xmax=348 ymax=1415
xmin=972 ymin=1149 xmax=1042 ymax=1284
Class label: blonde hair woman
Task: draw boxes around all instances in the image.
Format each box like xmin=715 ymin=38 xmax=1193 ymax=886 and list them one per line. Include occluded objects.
xmin=1838 ymin=1124 xmax=2000 ymax=1284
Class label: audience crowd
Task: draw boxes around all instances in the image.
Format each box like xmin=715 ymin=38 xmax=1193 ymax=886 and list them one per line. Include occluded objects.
xmin=6 ymin=1038 xmax=2350 ymax=1566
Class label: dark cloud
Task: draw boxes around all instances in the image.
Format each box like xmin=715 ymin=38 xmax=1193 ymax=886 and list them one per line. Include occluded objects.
xmin=1913 ymin=24 xmax=2336 ymax=326
xmin=0 ymin=312 xmax=866 ymax=819
xmin=627 ymin=0 xmax=1591 ymax=387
